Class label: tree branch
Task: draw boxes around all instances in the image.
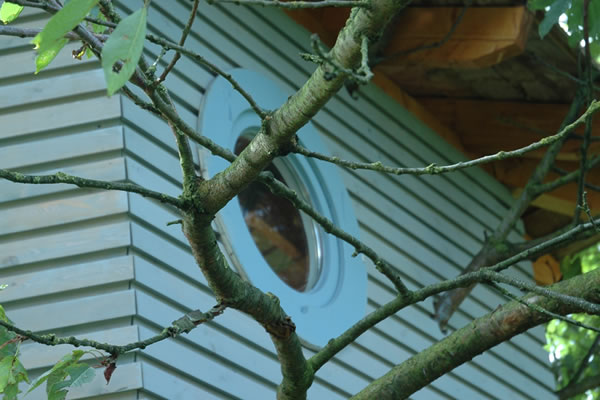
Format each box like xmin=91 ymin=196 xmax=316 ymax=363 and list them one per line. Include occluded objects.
xmin=309 ymin=217 xmax=600 ymax=372
xmin=0 ymin=305 xmax=225 ymax=356
xmin=259 ymin=172 xmax=409 ymax=294
xmin=0 ymin=169 xmax=184 ymax=208
xmin=433 ymin=90 xmax=587 ymax=330
xmin=156 ymin=0 xmax=200 ymax=84
xmin=291 ymin=99 xmax=600 ymax=176
xmin=351 ymin=268 xmax=600 ymax=400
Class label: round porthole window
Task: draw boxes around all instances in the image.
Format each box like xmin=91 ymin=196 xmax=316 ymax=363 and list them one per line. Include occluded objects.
xmin=198 ymin=69 xmax=367 ymax=348
xmin=235 ymin=135 xmax=323 ymax=292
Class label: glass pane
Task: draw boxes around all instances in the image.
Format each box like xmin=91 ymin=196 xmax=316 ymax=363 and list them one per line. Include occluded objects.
xmin=235 ymin=136 xmax=312 ymax=292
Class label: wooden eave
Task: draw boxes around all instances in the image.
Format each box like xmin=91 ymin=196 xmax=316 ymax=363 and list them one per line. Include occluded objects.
xmin=287 ymin=3 xmax=599 ymax=260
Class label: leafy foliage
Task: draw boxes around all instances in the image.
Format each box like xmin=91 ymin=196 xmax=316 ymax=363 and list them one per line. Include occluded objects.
xmin=101 ymin=7 xmax=147 ymax=96
xmin=0 ymin=2 xmax=24 ymax=24
xmin=31 ymin=0 xmax=99 ymax=73
xmin=528 ymin=0 xmax=600 ymax=61
xmin=0 ymin=304 xmax=28 ymax=399
xmin=546 ymin=243 xmax=600 ymax=399
xmin=27 ymin=350 xmax=95 ymax=399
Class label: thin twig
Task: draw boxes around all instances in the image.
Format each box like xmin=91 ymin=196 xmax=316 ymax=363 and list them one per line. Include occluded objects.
xmin=147 ymin=34 xmax=267 ymax=119
xmin=157 ymin=0 xmax=201 ymax=84
xmin=258 ymin=172 xmax=410 ymax=295
xmin=308 ymin=238 xmax=600 ymax=372
xmin=574 ymin=0 xmax=595 ymax=225
xmin=292 ymin=100 xmax=600 ymax=176
xmin=0 ymin=305 xmax=225 ymax=355
xmin=0 ymin=169 xmax=184 ymax=208
xmin=535 ymin=154 xmax=600 ymax=194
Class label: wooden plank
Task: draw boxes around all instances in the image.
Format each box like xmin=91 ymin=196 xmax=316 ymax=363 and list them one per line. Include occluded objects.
xmin=0 ymin=157 xmax=127 ymax=203
xmin=138 ymin=324 xmax=276 ymax=399
xmin=20 ymin=325 xmax=138 ymax=369
xmin=0 ymin=68 xmax=107 ymax=110
xmin=125 ymin=157 xmax=182 ymax=198
xmin=6 ymin=290 xmax=136 ymax=332
xmin=419 ymin=98 xmax=600 ymax=160
xmin=371 ymin=71 xmax=466 ymax=153
xmin=384 ymin=6 xmax=532 ymax=68
xmin=0 ymin=256 xmax=133 ymax=303
xmin=123 ymin=126 xmax=183 ymax=183
xmin=0 ymin=95 xmax=121 ymax=141
xmin=141 ymin=360 xmax=237 ymax=400
xmin=288 ymin=6 xmax=531 ymax=68
xmin=136 ymin=291 xmax=284 ymax=384
xmin=25 ymin=363 xmax=142 ymax=400
xmin=0 ymin=125 xmax=124 ymax=170
xmin=0 ymin=191 xmax=129 ymax=236
xmin=0 ymin=221 xmax=131 ymax=268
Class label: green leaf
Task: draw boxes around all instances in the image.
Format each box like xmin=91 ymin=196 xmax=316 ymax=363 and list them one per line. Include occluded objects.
xmin=539 ymin=0 xmax=570 ymax=39
xmin=31 ymin=0 xmax=100 ymax=73
xmin=3 ymin=381 xmax=20 ymax=400
xmin=27 ymin=350 xmax=85 ymax=394
xmin=0 ymin=356 xmax=16 ymax=392
xmin=47 ymin=389 xmax=68 ymax=400
xmin=0 ymin=2 xmax=23 ymax=24
xmin=51 ymin=363 xmax=95 ymax=391
xmin=34 ymin=38 xmax=69 ymax=74
xmin=589 ymin=0 xmax=600 ymax=38
xmin=101 ymin=7 xmax=147 ymax=96
xmin=528 ymin=0 xmax=556 ymax=11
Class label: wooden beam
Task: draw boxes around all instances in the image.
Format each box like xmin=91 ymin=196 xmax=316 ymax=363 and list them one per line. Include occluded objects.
xmin=419 ymin=98 xmax=600 ymax=160
xmin=381 ymin=6 xmax=533 ymax=68
xmin=371 ymin=71 xmax=466 ymax=153
xmin=500 ymin=156 xmax=600 ymax=216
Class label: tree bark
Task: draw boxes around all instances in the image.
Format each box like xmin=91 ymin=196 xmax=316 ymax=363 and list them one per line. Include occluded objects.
xmin=353 ymin=268 xmax=600 ymax=399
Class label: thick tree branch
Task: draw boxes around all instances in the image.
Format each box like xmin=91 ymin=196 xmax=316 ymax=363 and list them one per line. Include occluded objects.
xmin=309 ymin=218 xmax=600 ymax=372
xmin=351 ymin=268 xmax=600 ymax=400
xmin=180 ymin=221 xmax=312 ymax=400
xmin=196 ymin=0 xmax=412 ymax=214
xmin=434 ymin=90 xmax=587 ymax=330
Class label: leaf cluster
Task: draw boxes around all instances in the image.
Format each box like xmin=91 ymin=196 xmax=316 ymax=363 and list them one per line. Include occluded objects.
xmin=546 ymin=243 xmax=600 ymax=398
xmin=529 ymin=0 xmax=600 ymax=60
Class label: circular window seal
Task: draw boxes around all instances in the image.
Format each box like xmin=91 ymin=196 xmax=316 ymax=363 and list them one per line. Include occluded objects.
xmin=198 ymin=69 xmax=367 ymax=348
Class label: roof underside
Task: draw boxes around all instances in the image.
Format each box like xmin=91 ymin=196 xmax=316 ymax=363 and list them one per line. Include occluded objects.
xmin=287 ymin=2 xmax=600 ymax=263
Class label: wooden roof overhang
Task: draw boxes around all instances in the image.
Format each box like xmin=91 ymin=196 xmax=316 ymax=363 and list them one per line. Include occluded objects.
xmin=287 ymin=1 xmax=600 ymax=271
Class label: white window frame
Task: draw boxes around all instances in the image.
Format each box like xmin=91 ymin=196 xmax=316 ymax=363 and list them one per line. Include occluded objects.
xmin=198 ymin=69 xmax=366 ymax=348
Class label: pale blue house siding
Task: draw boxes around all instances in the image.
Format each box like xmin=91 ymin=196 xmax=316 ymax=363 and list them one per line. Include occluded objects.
xmin=0 ymin=2 xmax=554 ymax=399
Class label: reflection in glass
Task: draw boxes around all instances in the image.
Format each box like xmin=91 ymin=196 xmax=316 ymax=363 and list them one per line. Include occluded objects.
xmin=235 ymin=136 xmax=318 ymax=292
